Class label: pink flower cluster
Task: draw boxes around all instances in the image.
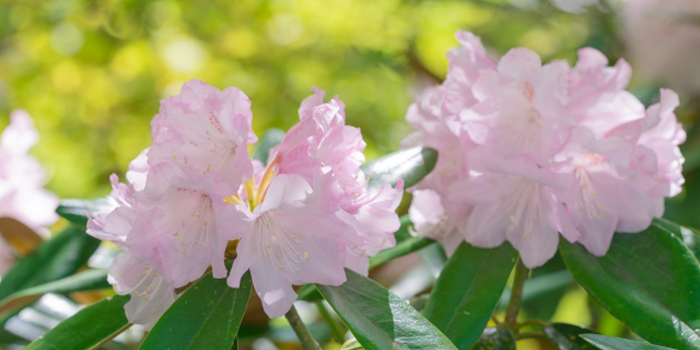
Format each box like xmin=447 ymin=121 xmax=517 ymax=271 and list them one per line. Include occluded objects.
xmin=405 ymin=31 xmax=685 ymax=268
xmin=88 ymin=80 xmax=403 ymax=325
xmin=0 ymin=111 xmax=58 ymax=274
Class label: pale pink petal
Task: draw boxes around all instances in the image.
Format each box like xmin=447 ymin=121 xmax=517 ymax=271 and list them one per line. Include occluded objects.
xmin=2 ymin=110 xmax=39 ymax=154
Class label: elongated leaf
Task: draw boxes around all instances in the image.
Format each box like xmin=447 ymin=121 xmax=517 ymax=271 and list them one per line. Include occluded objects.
xmin=560 ymin=222 xmax=700 ymax=350
xmin=253 ymin=128 xmax=285 ymax=164
xmin=543 ymin=323 xmax=597 ymax=350
xmin=24 ymin=294 xmax=130 ymax=350
xmin=340 ymin=339 xmax=365 ymax=350
xmin=653 ymin=217 xmax=700 ymax=261
xmin=370 ymin=237 xmax=434 ymax=269
xmin=0 ymin=268 xmax=109 ymax=317
xmin=361 ymin=146 xmax=438 ymax=190
xmin=473 ymin=327 xmax=516 ymax=350
xmin=56 ymin=198 xmax=113 ymax=226
xmin=140 ymin=271 xmax=252 ymax=350
xmin=423 ymin=242 xmax=517 ymax=349
xmin=0 ymin=224 xmax=100 ymax=302
xmin=580 ymin=334 xmax=676 ymax=350
xmin=317 ymin=269 xmax=457 ymax=350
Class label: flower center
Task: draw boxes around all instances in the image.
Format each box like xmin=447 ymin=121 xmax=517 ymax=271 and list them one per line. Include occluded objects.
xmin=502 ymin=180 xmax=543 ymax=238
xmin=224 ymin=155 xmax=281 ymax=211
xmin=506 ymin=109 xmax=542 ymax=146
xmin=574 ymin=168 xmax=606 ymax=220
xmin=255 ymin=212 xmax=309 ymax=273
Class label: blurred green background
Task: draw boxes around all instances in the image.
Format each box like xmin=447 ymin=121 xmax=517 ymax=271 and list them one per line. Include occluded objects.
xmin=0 ymin=0 xmax=621 ymax=200
xmin=4 ymin=1 xmax=700 ymax=348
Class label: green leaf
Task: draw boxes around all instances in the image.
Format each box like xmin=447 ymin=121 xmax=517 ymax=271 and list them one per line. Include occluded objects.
xmin=24 ymin=294 xmax=130 ymax=350
xmin=56 ymin=198 xmax=113 ymax=226
xmin=543 ymin=323 xmax=597 ymax=350
xmin=472 ymin=327 xmax=516 ymax=350
xmin=140 ymin=271 xmax=252 ymax=350
xmin=560 ymin=222 xmax=700 ymax=350
xmin=369 ymin=237 xmax=434 ymax=269
xmin=653 ymin=217 xmax=700 ymax=261
xmin=0 ymin=268 xmax=109 ymax=318
xmin=580 ymin=334 xmax=676 ymax=350
xmin=253 ymin=128 xmax=285 ymax=164
xmin=423 ymin=242 xmax=517 ymax=349
xmin=340 ymin=339 xmax=365 ymax=350
xmin=394 ymin=215 xmax=414 ymax=243
xmin=317 ymin=269 xmax=457 ymax=350
xmin=361 ymin=146 xmax=438 ymax=190
xmin=0 ymin=224 xmax=100 ymax=302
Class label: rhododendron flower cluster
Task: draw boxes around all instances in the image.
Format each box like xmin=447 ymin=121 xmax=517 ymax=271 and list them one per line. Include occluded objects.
xmin=0 ymin=111 xmax=58 ymax=274
xmin=88 ymin=80 xmax=403 ymax=325
xmin=405 ymin=31 xmax=685 ymax=268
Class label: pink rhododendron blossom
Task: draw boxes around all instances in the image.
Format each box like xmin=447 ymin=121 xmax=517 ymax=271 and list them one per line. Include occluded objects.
xmin=148 ymin=79 xmax=257 ymax=189
xmin=108 ymin=252 xmax=176 ymax=329
xmin=90 ymin=80 xmax=403 ymax=323
xmin=225 ymin=90 xmax=402 ymax=317
xmin=406 ymin=31 xmax=685 ymax=268
xmin=225 ymin=170 xmax=359 ymax=317
xmin=0 ymin=111 xmax=59 ymax=230
xmin=0 ymin=111 xmax=58 ymax=274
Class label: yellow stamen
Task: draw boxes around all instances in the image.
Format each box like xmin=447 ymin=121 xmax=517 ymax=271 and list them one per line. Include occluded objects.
xmin=224 ymin=194 xmax=245 ymax=205
xmin=255 ymin=155 xmax=281 ymax=205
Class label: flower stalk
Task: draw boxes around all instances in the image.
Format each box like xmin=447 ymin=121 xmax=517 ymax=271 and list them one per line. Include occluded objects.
xmin=285 ymin=305 xmax=323 ymax=350
xmin=315 ymin=299 xmax=346 ymax=343
xmin=505 ymin=258 xmax=529 ymax=326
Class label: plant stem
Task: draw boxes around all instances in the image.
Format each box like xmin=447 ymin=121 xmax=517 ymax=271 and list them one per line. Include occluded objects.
xmin=315 ymin=300 xmax=346 ymax=343
xmin=505 ymin=259 xmax=529 ymax=326
xmin=285 ymin=305 xmax=323 ymax=350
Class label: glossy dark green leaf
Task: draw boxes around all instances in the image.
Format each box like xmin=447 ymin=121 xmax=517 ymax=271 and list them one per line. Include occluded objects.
xmin=24 ymin=294 xmax=130 ymax=350
xmin=543 ymin=323 xmax=597 ymax=350
xmin=140 ymin=271 xmax=252 ymax=350
xmin=0 ymin=268 xmax=109 ymax=317
xmin=0 ymin=328 xmax=27 ymax=346
xmin=653 ymin=217 xmax=700 ymax=261
xmin=580 ymin=334 xmax=676 ymax=350
xmin=472 ymin=327 xmax=516 ymax=350
xmin=56 ymin=198 xmax=114 ymax=226
xmin=253 ymin=128 xmax=285 ymax=164
xmin=0 ymin=224 xmax=100 ymax=302
xmin=232 ymin=337 xmax=239 ymax=350
xmin=423 ymin=242 xmax=517 ymax=349
xmin=361 ymin=146 xmax=438 ymax=190
xmin=560 ymin=222 xmax=700 ymax=350
xmin=317 ymin=269 xmax=457 ymax=350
